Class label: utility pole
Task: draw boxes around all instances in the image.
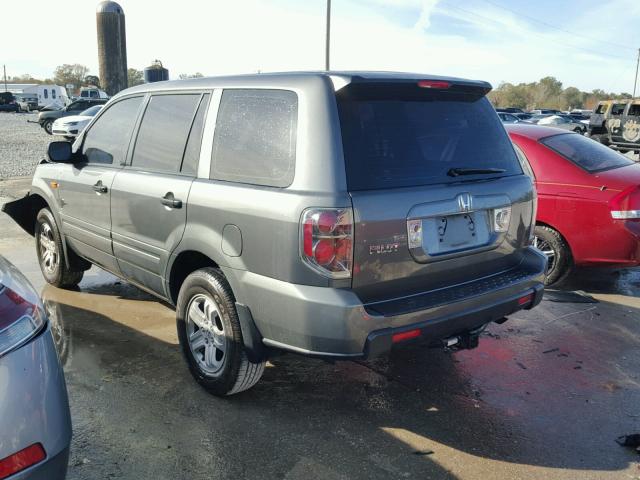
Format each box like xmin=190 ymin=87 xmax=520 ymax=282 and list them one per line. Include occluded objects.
xmin=325 ymin=0 xmax=331 ymax=71
xmin=3 ymin=65 xmax=7 ymax=92
xmin=634 ymin=48 xmax=640 ymax=98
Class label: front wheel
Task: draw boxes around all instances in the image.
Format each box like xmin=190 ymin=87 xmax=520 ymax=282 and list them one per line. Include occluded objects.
xmin=176 ymin=268 xmax=265 ymax=396
xmin=533 ymin=225 xmax=572 ymax=286
xmin=35 ymin=208 xmax=84 ymax=288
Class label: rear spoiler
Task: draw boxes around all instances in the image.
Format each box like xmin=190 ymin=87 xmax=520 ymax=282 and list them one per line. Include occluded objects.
xmin=332 ymin=75 xmax=492 ymax=97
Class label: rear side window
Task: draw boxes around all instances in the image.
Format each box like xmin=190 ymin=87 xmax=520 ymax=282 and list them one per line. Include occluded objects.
xmin=82 ymin=96 xmax=143 ymax=165
xmin=211 ymin=89 xmax=297 ymax=187
xmin=132 ymin=94 xmax=202 ymax=173
xmin=337 ymin=86 xmax=521 ymax=190
xmin=629 ymin=104 xmax=640 ymax=117
xmin=540 ymin=133 xmax=634 ymax=173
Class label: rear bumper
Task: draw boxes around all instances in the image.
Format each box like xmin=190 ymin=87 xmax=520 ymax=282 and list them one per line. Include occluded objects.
xmin=225 ymin=247 xmax=546 ymax=359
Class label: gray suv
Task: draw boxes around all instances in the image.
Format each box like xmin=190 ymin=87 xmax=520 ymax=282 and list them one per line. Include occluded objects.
xmin=3 ymin=72 xmax=546 ymax=396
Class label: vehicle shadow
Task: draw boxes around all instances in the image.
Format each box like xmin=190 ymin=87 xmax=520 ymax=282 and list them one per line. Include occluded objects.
xmin=42 ymin=283 xmax=639 ymax=479
xmin=558 ymin=266 xmax=640 ymax=296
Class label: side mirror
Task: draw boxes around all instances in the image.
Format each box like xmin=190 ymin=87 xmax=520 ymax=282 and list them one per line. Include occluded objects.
xmin=47 ymin=141 xmax=73 ymax=163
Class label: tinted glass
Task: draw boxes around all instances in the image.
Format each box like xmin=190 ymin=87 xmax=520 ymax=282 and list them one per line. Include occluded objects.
xmin=337 ymin=86 xmax=521 ymax=190
xmin=595 ymin=104 xmax=607 ymax=114
xmin=52 ymin=89 xmax=56 ymax=99
xmin=181 ymin=94 xmax=210 ymax=175
xmin=44 ymin=89 xmax=48 ymax=99
xmin=83 ymin=96 xmax=143 ymax=165
xmin=68 ymin=101 xmax=85 ymax=111
xmin=132 ymin=94 xmax=201 ymax=173
xmin=211 ymin=89 xmax=297 ymax=187
xmin=540 ymin=133 xmax=634 ymax=173
xmin=612 ymin=104 xmax=626 ymax=115
xmin=629 ymin=104 xmax=640 ymax=116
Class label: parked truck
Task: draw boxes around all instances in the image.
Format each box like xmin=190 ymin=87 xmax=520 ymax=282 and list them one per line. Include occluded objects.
xmin=588 ymin=99 xmax=640 ymax=154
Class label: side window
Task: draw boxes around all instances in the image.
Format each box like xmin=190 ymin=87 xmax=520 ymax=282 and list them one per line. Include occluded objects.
xmin=43 ymin=89 xmax=48 ymax=99
xmin=52 ymin=89 xmax=56 ymax=99
xmin=82 ymin=96 xmax=143 ymax=165
xmin=181 ymin=93 xmax=210 ymax=175
xmin=211 ymin=89 xmax=298 ymax=187
xmin=131 ymin=93 xmax=201 ymax=173
xmin=595 ymin=104 xmax=607 ymax=114
xmin=629 ymin=104 xmax=640 ymax=117
xmin=612 ymin=104 xmax=626 ymax=116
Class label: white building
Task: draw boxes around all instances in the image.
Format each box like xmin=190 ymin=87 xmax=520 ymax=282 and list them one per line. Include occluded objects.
xmin=2 ymin=83 xmax=70 ymax=108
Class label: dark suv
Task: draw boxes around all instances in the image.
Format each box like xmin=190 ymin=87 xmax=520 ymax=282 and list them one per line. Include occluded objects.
xmin=3 ymin=72 xmax=546 ymax=395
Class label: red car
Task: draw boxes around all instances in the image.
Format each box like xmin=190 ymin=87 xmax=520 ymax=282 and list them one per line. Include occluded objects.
xmin=507 ymin=124 xmax=640 ymax=284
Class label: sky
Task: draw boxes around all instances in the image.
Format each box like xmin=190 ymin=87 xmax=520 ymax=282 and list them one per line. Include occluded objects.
xmin=1 ymin=0 xmax=639 ymax=94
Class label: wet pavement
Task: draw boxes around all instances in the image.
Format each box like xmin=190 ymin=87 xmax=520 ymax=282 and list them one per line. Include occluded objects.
xmin=1 ymin=186 xmax=640 ymax=479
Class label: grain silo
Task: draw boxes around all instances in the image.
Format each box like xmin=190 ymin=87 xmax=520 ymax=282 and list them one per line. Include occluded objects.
xmin=96 ymin=1 xmax=128 ymax=96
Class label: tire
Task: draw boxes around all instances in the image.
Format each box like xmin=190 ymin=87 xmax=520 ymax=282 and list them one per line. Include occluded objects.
xmin=35 ymin=208 xmax=84 ymax=288
xmin=533 ymin=225 xmax=572 ymax=286
xmin=42 ymin=119 xmax=53 ymax=135
xmin=176 ymin=267 xmax=265 ymax=396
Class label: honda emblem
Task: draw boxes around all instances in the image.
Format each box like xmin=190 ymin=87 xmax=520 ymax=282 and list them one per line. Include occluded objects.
xmin=457 ymin=193 xmax=473 ymax=213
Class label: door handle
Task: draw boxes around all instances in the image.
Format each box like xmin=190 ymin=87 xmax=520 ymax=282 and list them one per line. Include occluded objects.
xmin=161 ymin=192 xmax=182 ymax=209
xmin=93 ymin=181 xmax=107 ymax=193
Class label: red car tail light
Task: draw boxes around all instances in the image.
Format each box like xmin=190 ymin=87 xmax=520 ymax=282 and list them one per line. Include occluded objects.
xmin=0 ymin=443 xmax=46 ymax=479
xmin=301 ymin=208 xmax=353 ymax=278
xmin=610 ymin=186 xmax=640 ymax=219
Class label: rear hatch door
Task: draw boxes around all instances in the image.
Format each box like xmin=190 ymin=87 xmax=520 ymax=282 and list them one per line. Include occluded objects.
xmin=336 ymin=80 xmax=534 ymax=304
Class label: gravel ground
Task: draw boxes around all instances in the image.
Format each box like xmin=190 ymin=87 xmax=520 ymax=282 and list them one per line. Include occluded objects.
xmin=0 ymin=112 xmax=51 ymax=179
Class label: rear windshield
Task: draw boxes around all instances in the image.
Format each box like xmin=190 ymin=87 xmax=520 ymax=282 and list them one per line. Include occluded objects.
xmin=336 ymin=85 xmax=521 ymax=190
xmin=540 ymin=133 xmax=634 ymax=173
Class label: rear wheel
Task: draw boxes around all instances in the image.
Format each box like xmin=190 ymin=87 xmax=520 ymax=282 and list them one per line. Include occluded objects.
xmin=533 ymin=225 xmax=572 ymax=286
xmin=176 ymin=268 xmax=265 ymax=396
xmin=35 ymin=208 xmax=84 ymax=288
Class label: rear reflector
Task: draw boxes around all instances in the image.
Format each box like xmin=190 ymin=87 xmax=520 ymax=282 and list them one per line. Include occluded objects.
xmin=392 ymin=328 xmax=421 ymax=343
xmin=418 ymin=80 xmax=450 ymax=89
xmin=0 ymin=443 xmax=46 ymax=479
xmin=518 ymin=293 xmax=534 ymax=306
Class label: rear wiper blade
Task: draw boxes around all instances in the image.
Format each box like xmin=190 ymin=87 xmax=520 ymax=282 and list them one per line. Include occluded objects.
xmin=447 ymin=168 xmax=506 ymax=177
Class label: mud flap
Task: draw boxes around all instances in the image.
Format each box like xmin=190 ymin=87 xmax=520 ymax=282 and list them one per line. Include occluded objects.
xmin=1 ymin=194 xmax=37 ymax=236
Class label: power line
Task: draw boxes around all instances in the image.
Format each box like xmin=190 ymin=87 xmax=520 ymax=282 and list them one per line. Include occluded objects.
xmin=478 ymin=0 xmax=637 ymax=52
xmin=442 ymin=2 xmax=631 ymax=61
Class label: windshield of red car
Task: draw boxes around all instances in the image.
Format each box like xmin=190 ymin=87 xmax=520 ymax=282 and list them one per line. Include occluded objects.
xmin=540 ymin=133 xmax=635 ymax=173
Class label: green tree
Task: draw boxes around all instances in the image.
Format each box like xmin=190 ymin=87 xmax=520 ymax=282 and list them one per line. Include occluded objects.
xmin=53 ymin=64 xmax=90 ymax=91
xmin=127 ymin=68 xmax=144 ymax=87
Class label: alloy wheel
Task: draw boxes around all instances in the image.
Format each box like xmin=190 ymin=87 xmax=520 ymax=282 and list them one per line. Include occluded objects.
xmin=186 ymin=294 xmax=228 ymax=376
xmin=533 ymin=235 xmax=555 ymax=272
xmin=39 ymin=222 xmax=59 ymax=275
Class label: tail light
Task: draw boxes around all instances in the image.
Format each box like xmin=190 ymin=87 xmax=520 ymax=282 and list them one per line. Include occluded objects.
xmin=0 ymin=285 xmax=45 ymax=358
xmin=610 ymin=186 xmax=640 ymax=219
xmin=301 ymin=207 xmax=353 ymax=279
xmin=418 ymin=80 xmax=450 ymax=89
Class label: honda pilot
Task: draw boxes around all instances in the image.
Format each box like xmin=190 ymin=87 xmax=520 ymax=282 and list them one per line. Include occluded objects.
xmin=3 ymin=72 xmax=547 ymax=396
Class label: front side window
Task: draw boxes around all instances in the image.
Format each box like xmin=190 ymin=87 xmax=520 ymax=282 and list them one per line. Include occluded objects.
xmin=612 ymin=104 xmax=626 ymax=116
xmin=82 ymin=96 xmax=143 ymax=165
xmin=540 ymin=133 xmax=634 ymax=173
xmin=131 ymin=94 xmax=202 ymax=173
xmin=211 ymin=89 xmax=298 ymax=187
xmin=629 ymin=104 xmax=640 ymax=116
xmin=595 ymin=104 xmax=608 ymax=114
